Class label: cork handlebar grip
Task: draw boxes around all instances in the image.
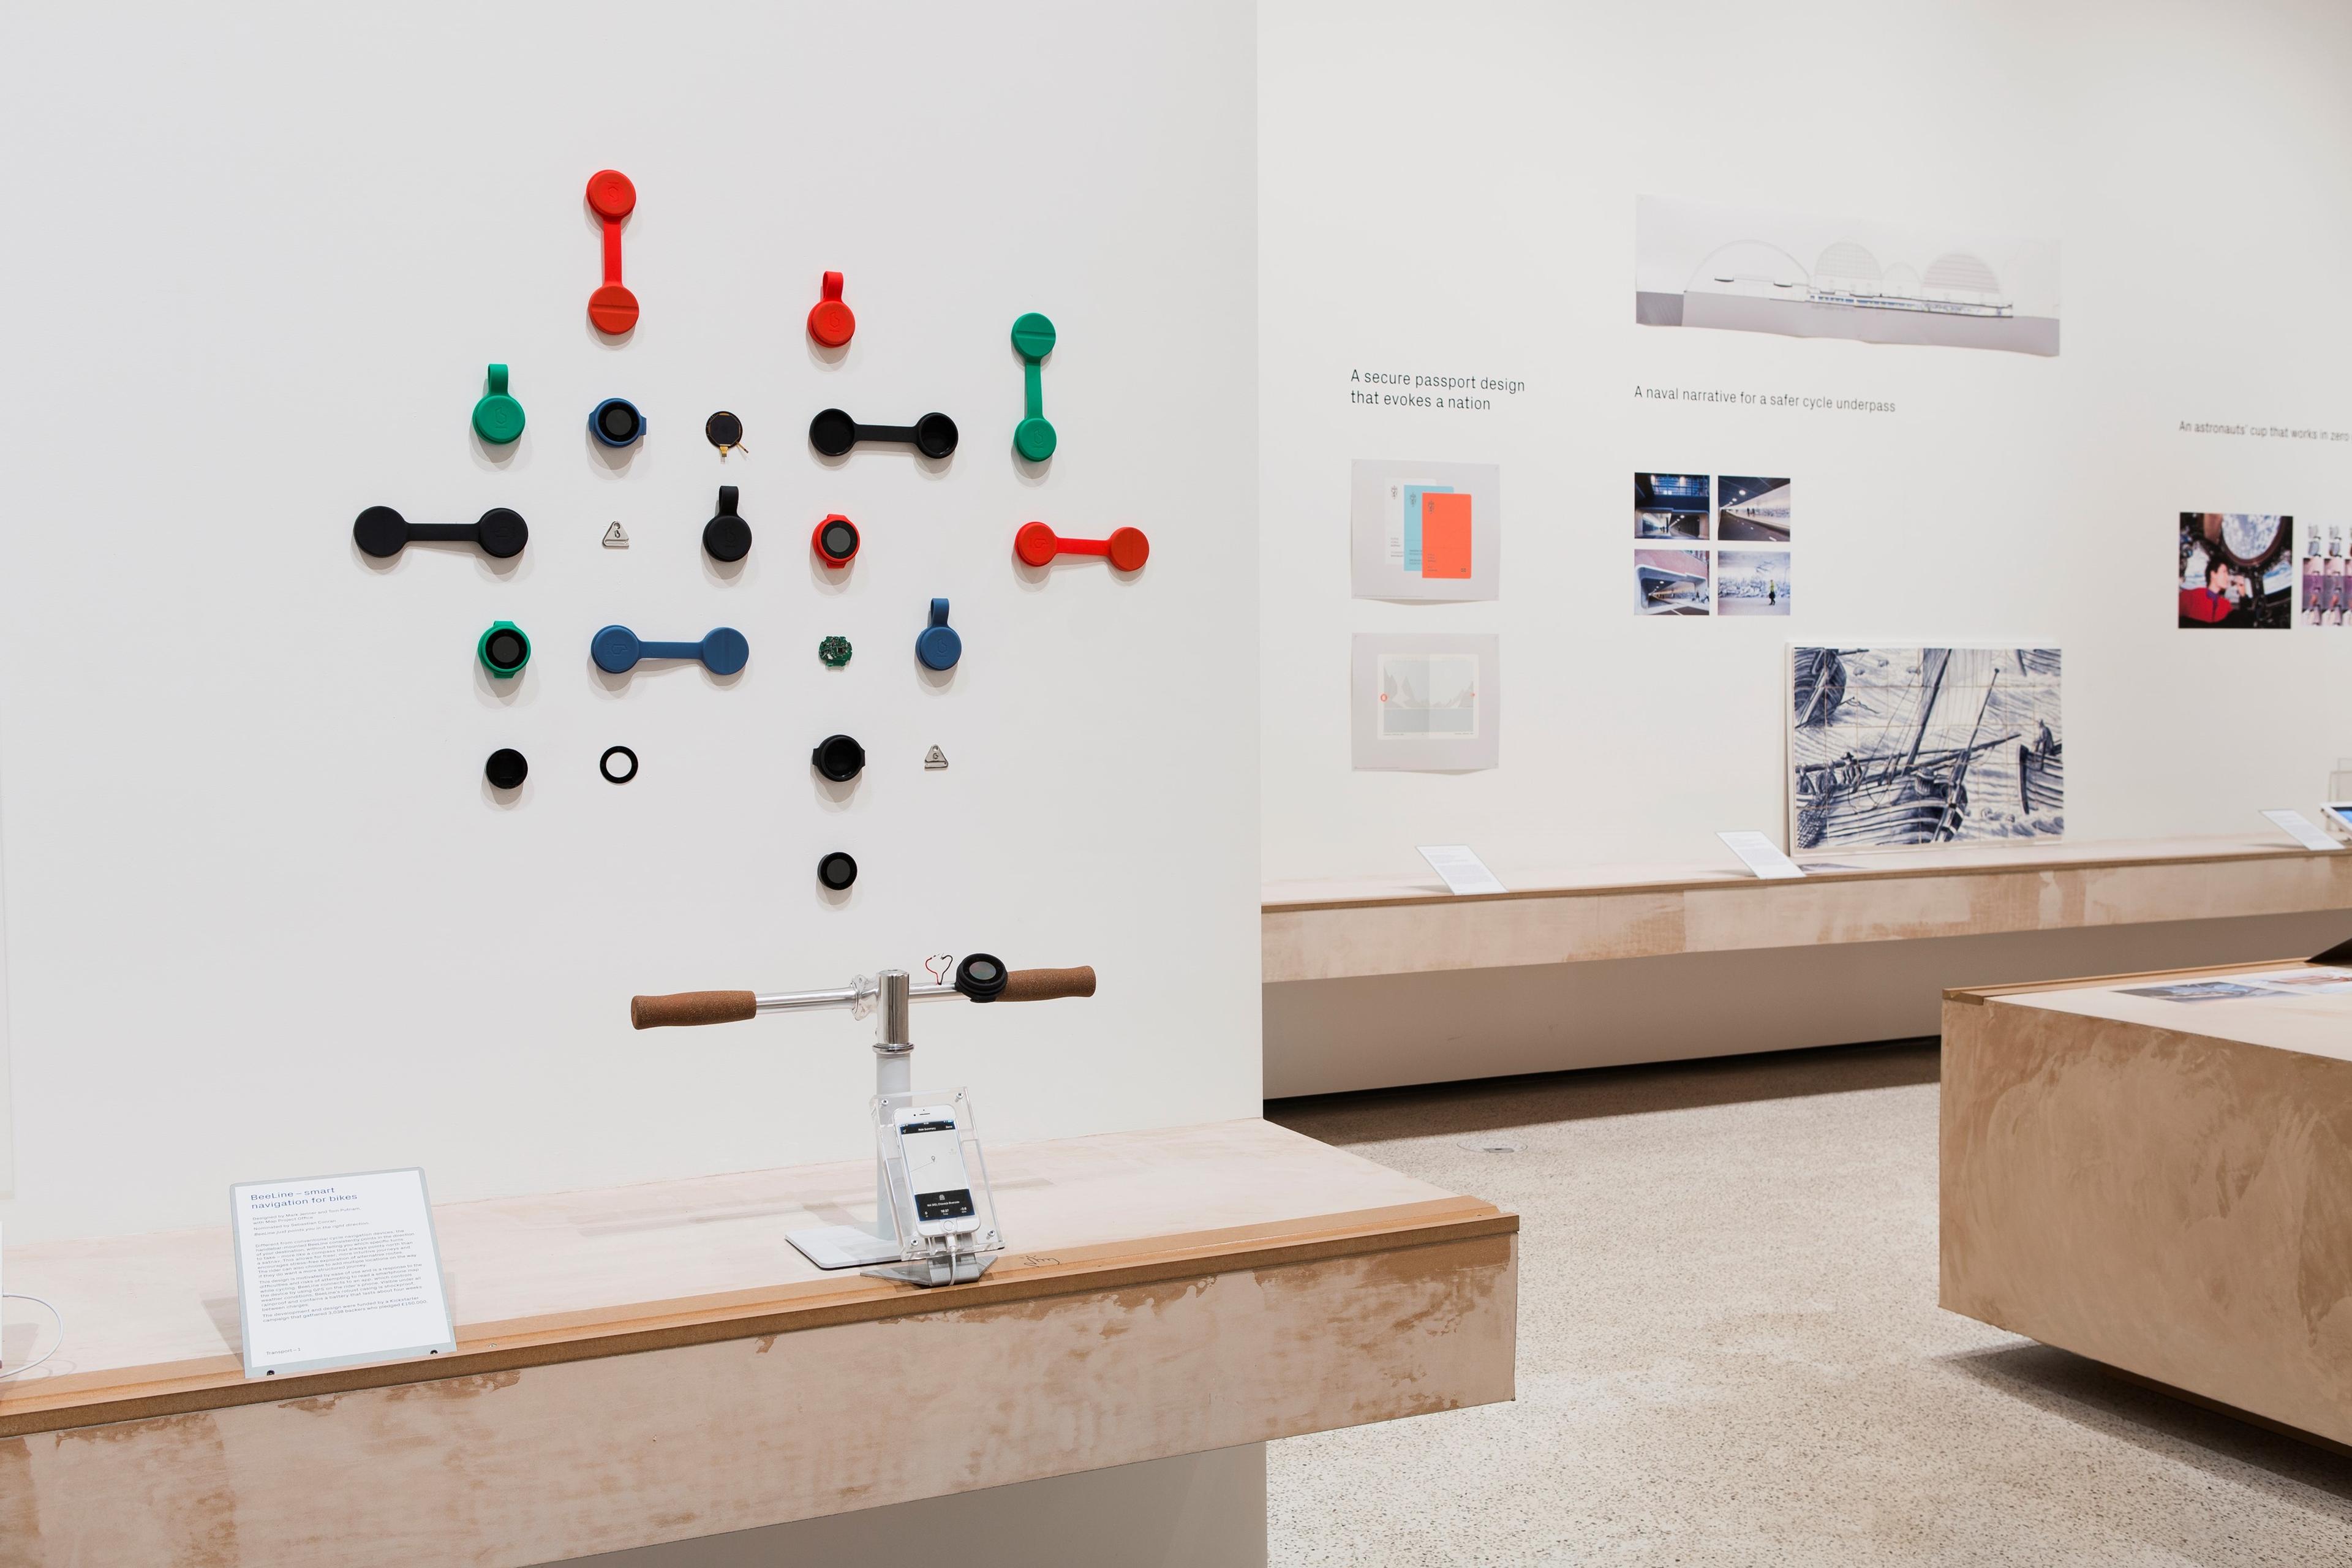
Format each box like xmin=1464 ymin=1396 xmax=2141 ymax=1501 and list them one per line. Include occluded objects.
xmin=1000 ymin=966 xmax=1096 ymax=1003
xmin=630 ymin=990 xmax=759 ymax=1030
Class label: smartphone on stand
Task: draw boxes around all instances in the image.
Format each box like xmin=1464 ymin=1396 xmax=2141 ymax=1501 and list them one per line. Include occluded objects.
xmin=892 ymin=1104 xmax=981 ymax=1238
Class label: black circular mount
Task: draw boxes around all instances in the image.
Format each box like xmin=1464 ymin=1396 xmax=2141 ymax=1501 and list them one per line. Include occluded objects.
xmin=812 ymin=733 xmax=866 ymax=782
xmin=955 ymin=952 xmax=1008 ymax=1003
xmin=808 ymin=407 xmax=857 ymax=456
xmin=704 ymin=484 xmax=752 ymax=563
xmin=597 ymin=400 xmax=643 ymax=444
xmin=913 ymin=412 xmax=958 ymax=459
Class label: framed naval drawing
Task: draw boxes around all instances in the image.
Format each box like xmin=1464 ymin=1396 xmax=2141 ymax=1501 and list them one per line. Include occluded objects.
xmin=1787 ymin=645 xmax=2062 ymax=850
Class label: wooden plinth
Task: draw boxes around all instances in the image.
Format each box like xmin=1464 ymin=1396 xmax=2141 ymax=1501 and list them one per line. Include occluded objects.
xmin=0 ymin=1119 xmax=1516 ymax=1567
xmin=1942 ymin=960 xmax=2352 ymax=1446
xmin=1267 ymin=835 xmax=2352 ymax=983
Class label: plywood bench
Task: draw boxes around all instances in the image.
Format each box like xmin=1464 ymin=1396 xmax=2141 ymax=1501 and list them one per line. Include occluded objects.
xmin=0 ymin=1118 xmax=1516 ymax=1566
xmin=1265 ymin=834 xmax=2352 ymax=983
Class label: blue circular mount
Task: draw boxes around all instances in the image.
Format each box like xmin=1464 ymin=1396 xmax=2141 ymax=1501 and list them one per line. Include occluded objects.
xmin=593 ymin=624 xmax=750 ymax=677
xmin=915 ymin=598 xmax=962 ymax=671
xmin=590 ymin=398 xmax=646 ymax=448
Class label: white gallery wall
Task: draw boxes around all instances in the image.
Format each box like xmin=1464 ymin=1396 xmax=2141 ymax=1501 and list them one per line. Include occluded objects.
xmin=1261 ymin=0 xmax=2352 ymax=886
xmin=0 ymin=1 xmax=1259 ymax=1242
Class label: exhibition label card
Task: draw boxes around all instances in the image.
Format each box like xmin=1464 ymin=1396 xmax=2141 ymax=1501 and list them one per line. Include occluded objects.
xmin=1418 ymin=845 xmax=1507 ymax=895
xmin=2261 ymin=809 xmax=2343 ymax=852
xmin=231 ymin=1167 xmax=455 ymax=1379
xmin=1717 ymin=831 xmax=1806 ymax=880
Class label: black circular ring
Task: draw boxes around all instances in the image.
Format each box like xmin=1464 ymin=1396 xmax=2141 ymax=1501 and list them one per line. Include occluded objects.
xmin=599 ymin=401 xmax=641 ymax=442
xmin=818 ymin=850 xmax=859 ymax=890
xmin=600 ymin=745 xmax=639 ymax=785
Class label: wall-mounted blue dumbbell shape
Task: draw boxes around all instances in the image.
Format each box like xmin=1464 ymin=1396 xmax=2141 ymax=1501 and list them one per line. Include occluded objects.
xmin=916 ymin=598 xmax=961 ymax=671
xmin=592 ymin=625 xmax=750 ymax=676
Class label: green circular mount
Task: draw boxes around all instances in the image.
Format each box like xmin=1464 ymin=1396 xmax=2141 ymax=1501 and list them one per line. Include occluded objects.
xmin=1015 ymin=415 xmax=1058 ymax=462
xmin=472 ymin=363 xmax=526 ymax=445
xmin=1010 ymin=312 xmax=1057 ymax=359
xmin=478 ymin=620 xmax=531 ymax=679
xmin=818 ymin=635 xmax=853 ymax=669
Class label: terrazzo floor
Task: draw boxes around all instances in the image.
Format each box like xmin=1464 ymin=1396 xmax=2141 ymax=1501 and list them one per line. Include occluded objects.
xmin=1265 ymin=1042 xmax=2352 ymax=1567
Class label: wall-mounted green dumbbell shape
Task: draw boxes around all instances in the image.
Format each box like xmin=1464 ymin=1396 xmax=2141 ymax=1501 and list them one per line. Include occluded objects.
xmin=472 ymin=364 xmax=526 ymax=445
xmin=1011 ymin=313 xmax=1057 ymax=461
xmin=478 ymin=620 xmax=531 ymax=679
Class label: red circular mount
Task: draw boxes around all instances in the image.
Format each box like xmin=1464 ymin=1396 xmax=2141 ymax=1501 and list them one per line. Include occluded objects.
xmin=808 ymin=271 xmax=856 ymax=347
xmin=589 ymin=284 xmax=639 ymax=334
xmin=1106 ymin=526 xmax=1150 ymax=572
xmin=812 ymin=513 xmax=861 ymax=567
xmin=586 ymin=170 xmax=636 ymax=221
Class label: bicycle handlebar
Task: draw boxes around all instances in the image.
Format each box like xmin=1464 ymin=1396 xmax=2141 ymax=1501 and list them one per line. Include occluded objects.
xmin=630 ymin=967 xmax=1095 ymax=1030
xmin=998 ymin=967 xmax=1096 ymax=1003
xmin=630 ymin=990 xmax=760 ymax=1030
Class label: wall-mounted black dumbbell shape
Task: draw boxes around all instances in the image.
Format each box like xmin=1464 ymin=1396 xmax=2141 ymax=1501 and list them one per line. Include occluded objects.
xmin=705 ymin=486 xmax=751 ymax=562
xmin=355 ymin=505 xmax=527 ymax=560
xmin=809 ymin=408 xmax=957 ymax=459
xmin=812 ymin=734 xmax=865 ymax=782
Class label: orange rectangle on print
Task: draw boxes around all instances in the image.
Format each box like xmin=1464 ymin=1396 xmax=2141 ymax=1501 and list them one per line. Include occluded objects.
xmin=1419 ymin=492 xmax=1472 ymax=578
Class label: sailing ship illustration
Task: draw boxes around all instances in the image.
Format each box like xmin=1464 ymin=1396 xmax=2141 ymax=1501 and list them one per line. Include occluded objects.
xmin=1790 ymin=649 xmax=2044 ymax=849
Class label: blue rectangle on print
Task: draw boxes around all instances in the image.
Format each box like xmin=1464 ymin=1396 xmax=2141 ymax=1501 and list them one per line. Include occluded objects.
xmin=1401 ymin=484 xmax=1453 ymax=575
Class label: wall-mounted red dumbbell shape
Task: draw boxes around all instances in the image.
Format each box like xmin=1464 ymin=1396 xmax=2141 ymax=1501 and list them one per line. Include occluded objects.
xmin=1015 ymin=522 xmax=1149 ymax=573
xmin=808 ymin=272 xmax=855 ymax=347
xmin=586 ymin=170 xmax=638 ymax=334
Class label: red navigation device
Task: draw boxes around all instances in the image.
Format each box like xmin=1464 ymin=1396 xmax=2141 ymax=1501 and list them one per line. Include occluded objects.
xmin=586 ymin=170 xmax=639 ymax=334
xmin=808 ymin=271 xmax=856 ymax=347
xmin=1014 ymin=522 xmax=1149 ymax=573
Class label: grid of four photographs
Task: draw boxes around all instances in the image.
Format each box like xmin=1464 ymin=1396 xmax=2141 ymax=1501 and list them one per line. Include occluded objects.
xmin=1634 ymin=472 xmax=1793 ymax=617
